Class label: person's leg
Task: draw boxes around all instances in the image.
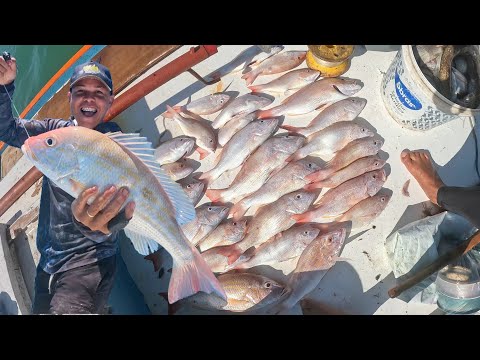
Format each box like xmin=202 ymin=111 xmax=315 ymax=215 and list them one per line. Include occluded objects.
xmin=49 ymin=256 xmax=117 ymax=314
xmin=31 ymin=264 xmax=53 ymax=314
xmin=401 ymin=150 xmax=480 ymax=228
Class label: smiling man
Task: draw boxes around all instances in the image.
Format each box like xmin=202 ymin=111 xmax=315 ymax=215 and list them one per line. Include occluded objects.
xmin=0 ymin=58 xmax=135 ymax=314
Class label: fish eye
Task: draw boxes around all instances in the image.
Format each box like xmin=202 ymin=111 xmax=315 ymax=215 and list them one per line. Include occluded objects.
xmin=260 ymin=120 xmax=264 ymax=123
xmin=308 ymin=163 xmax=313 ymax=168
xmin=373 ymin=175 xmax=377 ymax=179
xmin=208 ymin=207 xmax=212 ymax=211
xmin=304 ymin=231 xmax=308 ymax=235
xmin=233 ymin=222 xmax=237 ymax=226
xmin=45 ymin=137 xmax=56 ymax=147
xmin=265 ymin=282 xmax=271 ymax=288
xmin=381 ymin=197 xmax=385 ymax=202
xmin=374 ymin=161 xmax=379 ymax=166
xmin=328 ymin=237 xmax=333 ymax=243
xmin=186 ymin=184 xmax=191 ymax=188
xmin=374 ymin=141 xmax=378 ymax=145
xmin=209 ymin=139 xmax=214 ymax=143
xmin=295 ymin=194 xmax=301 ymax=199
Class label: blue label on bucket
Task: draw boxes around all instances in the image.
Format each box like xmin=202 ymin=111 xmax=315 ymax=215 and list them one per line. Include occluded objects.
xmin=395 ymin=71 xmax=422 ymax=110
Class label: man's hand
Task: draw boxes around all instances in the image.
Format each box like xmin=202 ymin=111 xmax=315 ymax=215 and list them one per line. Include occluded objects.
xmin=0 ymin=56 xmax=17 ymax=86
xmin=72 ymin=185 xmax=136 ymax=234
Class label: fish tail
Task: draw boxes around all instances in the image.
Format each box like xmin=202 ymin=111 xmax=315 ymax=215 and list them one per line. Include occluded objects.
xmin=168 ymin=247 xmax=227 ymax=304
xmin=248 ymin=84 xmax=263 ymax=93
xmin=214 ymin=244 xmax=244 ymax=265
xmin=256 ymin=106 xmax=282 ymax=119
xmin=280 ymin=124 xmax=304 ymax=134
xmin=291 ymin=211 xmax=314 ymax=223
xmin=303 ymin=182 xmax=323 ymax=191
xmin=241 ymin=70 xmax=259 ymax=86
xmin=230 ymin=200 xmax=248 ymax=220
xmin=196 ymin=146 xmax=211 ymax=160
xmin=305 ymin=168 xmax=331 ymax=183
xmin=205 ymin=188 xmax=225 ymax=203
xmin=224 ymin=246 xmax=255 ymax=271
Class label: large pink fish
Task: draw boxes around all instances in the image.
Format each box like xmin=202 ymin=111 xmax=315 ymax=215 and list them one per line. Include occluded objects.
xmin=21 ymin=126 xmax=226 ymax=304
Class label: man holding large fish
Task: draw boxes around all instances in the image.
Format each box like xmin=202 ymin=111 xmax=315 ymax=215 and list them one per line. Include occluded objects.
xmin=0 ymin=56 xmax=225 ymax=314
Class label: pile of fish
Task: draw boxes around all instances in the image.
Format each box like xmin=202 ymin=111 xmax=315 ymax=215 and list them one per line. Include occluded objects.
xmin=148 ymin=45 xmax=392 ymax=314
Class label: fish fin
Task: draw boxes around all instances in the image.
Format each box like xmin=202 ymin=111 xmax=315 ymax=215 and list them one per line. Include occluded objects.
xmin=230 ymin=200 xmax=248 ymax=221
xmin=144 ymin=249 xmax=164 ymax=272
xmin=291 ymin=212 xmax=313 ymax=223
xmin=107 ymin=131 xmax=195 ymax=226
xmin=196 ymin=146 xmax=211 ymax=160
xmin=214 ymin=244 xmax=244 ymax=265
xmin=304 ymin=182 xmax=323 ymax=191
xmin=158 ymin=292 xmax=182 ymax=315
xmin=305 ymin=167 xmax=332 ymax=183
xmin=280 ymin=124 xmax=302 ymax=133
xmin=248 ymin=84 xmax=263 ymax=93
xmin=168 ymin=246 xmax=226 ymax=304
xmin=205 ymin=189 xmax=225 ymax=203
xmin=124 ymin=228 xmax=160 ymax=256
xmin=256 ymin=106 xmax=282 ymax=119
xmin=241 ymin=70 xmax=259 ymax=86
xmin=225 ymin=245 xmax=256 ymax=271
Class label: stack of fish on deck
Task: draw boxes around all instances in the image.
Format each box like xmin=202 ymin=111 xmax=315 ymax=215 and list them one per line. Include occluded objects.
xmin=152 ymin=45 xmax=392 ymax=314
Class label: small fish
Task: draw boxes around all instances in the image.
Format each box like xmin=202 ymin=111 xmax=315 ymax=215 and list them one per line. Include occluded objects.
xmin=242 ymin=51 xmax=307 ymax=86
xmin=212 ymin=93 xmax=273 ymax=129
xmin=206 ymin=45 xmax=284 ymax=81
xmin=21 ymin=127 xmax=226 ymax=304
xmin=164 ymin=93 xmax=231 ymax=117
xmin=305 ymin=155 xmax=385 ymax=191
xmin=154 ymin=136 xmax=195 ymax=165
xmin=165 ymin=105 xmax=217 ymax=160
xmin=337 ymin=193 xmax=391 ymax=229
xmin=217 ymin=111 xmax=258 ymax=147
xmin=199 ymin=118 xmax=278 ymax=184
xmin=306 ymin=136 xmax=384 ymax=183
xmin=286 ymin=121 xmax=373 ymax=162
xmin=257 ymin=78 xmax=363 ymax=119
xmin=183 ymin=272 xmax=288 ymax=313
xmin=227 ymin=225 xmax=321 ymax=271
xmin=181 ymin=204 xmax=229 ymax=246
xmin=276 ymin=228 xmax=347 ymax=313
xmin=281 ymin=97 xmax=367 ymax=137
xmin=248 ymin=68 xmax=320 ymax=95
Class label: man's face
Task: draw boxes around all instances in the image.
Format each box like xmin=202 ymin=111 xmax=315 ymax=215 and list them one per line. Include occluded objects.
xmin=68 ymin=77 xmax=114 ymax=129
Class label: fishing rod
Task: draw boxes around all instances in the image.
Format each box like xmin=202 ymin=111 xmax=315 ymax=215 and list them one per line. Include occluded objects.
xmin=1 ymin=51 xmax=32 ymax=139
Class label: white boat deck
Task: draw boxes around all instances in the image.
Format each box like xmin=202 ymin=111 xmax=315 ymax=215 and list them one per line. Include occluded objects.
xmin=2 ymin=45 xmax=480 ymax=315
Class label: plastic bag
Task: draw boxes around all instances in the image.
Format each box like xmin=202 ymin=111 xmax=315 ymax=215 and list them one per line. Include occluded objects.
xmin=385 ymin=211 xmax=480 ymax=314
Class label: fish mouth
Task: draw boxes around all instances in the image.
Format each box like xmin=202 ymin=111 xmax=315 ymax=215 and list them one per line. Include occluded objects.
xmin=21 ymin=143 xmax=37 ymax=162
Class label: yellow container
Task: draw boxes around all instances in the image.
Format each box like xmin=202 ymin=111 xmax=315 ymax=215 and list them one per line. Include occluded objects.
xmin=306 ymin=45 xmax=355 ymax=77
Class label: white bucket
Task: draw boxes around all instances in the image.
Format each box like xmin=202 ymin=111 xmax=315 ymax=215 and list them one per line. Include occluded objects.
xmin=381 ymin=45 xmax=480 ymax=131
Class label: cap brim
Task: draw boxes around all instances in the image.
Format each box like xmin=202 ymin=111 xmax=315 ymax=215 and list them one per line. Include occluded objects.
xmin=70 ymin=75 xmax=112 ymax=93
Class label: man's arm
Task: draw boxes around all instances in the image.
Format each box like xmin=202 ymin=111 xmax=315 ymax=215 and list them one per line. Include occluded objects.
xmin=0 ymin=55 xmax=74 ymax=148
